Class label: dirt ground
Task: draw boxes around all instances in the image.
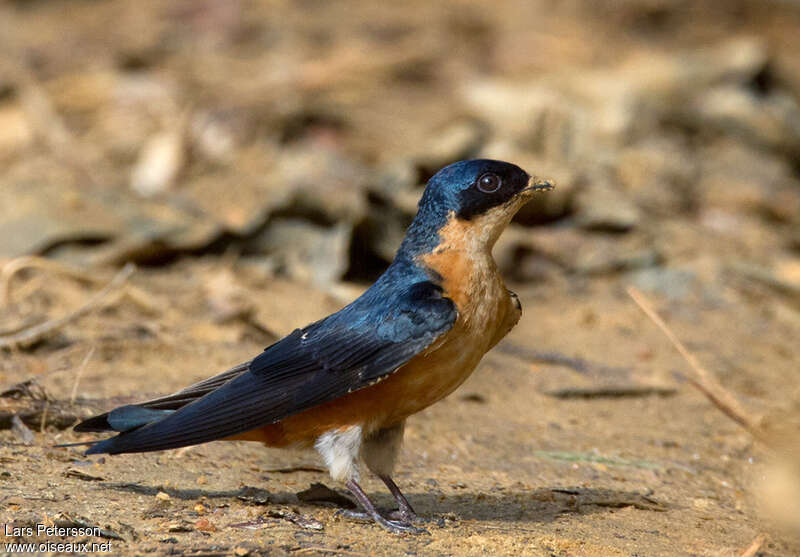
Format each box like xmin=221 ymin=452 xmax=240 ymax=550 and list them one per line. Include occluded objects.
xmin=2 ymin=1 xmax=800 ymax=555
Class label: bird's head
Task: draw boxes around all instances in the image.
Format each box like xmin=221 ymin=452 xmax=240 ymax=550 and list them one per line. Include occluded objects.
xmin=403 ymin=159 xmax=554 ymax=256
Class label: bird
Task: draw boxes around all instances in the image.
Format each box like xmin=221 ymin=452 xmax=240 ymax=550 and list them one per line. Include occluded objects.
xmin=70 ymin=159 xmax=553 ymax=533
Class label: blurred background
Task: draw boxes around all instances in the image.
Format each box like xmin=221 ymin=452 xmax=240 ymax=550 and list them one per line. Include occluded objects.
xmin=1 ymin=0 xmax=798 ymax=281
xmin=1 ymin=1 xmax=800 ymax=555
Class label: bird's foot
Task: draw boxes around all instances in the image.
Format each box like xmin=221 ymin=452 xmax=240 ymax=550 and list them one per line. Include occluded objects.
xmin=386 ymin=507 xmax=425 ymax=524
xmin=337 ymin=508 xmax=424 ymax=524
xmin=377 ymin=474 xmax=424 ymax=524
xmin=336 ymin=509 xmax=428 ymax=534
xmin=342 ymin=479 xmax=429 ymax=535
xmin=377 ymin=517 xmax=428 ymax=535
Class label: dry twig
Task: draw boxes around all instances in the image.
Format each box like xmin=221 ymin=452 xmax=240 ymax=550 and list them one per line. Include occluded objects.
xmin=0 ymin=263 xmax=136 ymax=349
xmin=627 ymin=287 xmax=767 ymax=444
xmin=39 ymin=400 xmax=49 ymax=433
xmin=738 ymin=534 xmax=766 ymax=557
xmin=69 ymin=346 xmax=95 ymax=404
xmin=0 ymin=255 xmax=99 ymax=307
xmin=0 ymin=396 xmax=101 ymax=431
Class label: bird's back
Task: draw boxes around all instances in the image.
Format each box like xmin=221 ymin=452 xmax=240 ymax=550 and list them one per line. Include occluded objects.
xmin=241 ymin=237 xmax=519 ymax=445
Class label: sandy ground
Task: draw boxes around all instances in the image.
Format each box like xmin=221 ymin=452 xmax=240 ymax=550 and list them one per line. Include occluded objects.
xmin=2 ymin=0 xmax=800 ymax=555
xmin=0 ymin=257 xmax=798 ymax=556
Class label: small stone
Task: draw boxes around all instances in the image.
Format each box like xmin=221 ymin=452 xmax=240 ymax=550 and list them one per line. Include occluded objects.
xmin=155 ymin=491 xmax=170 ymax=501
xmin=195 ymin=518 xmax=217 ymax=532
xmin=130 ymin=127 xmax=186 ymax=197
xmin=167 ymin=522 xmax=192 ymax=533
xmin=64 ymin=467 xmax=105 ymax=482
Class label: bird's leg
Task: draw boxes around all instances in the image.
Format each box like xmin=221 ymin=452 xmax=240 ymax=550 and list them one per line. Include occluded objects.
xmin=359 ymin=422 xmax=423 ymax=523
xmin=344 ymin=479 xmax=427 ymax=534
xmin=378 ymin=474 xmax=418 ymax=523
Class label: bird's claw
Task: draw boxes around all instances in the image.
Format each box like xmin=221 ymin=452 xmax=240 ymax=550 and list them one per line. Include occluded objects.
xmin=335 ymin=509 xmax=429 ymax=534
xmin=380 ymin=519 xmax=428 ymax=535
xmin=335 ymin=509 xmax=372 ymax=522
xmin=385 ymin=508 xmax=425 ymax=524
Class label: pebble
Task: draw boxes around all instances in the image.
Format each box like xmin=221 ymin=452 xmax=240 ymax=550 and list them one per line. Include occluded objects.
xmin=130 ymin=127 xmax=186 ymax=197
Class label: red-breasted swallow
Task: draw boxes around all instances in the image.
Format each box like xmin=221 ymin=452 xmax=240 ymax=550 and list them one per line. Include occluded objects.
xmin=72 ymin=159 xmax=553 ymax=533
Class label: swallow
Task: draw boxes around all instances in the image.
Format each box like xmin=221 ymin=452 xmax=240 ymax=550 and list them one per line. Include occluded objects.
xmin=71 ymin=159 xmax=553 ymax=534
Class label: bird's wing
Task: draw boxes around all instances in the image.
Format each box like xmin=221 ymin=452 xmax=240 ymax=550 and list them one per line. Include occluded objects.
xmin=83 ymin=280 xmax=456 ymax=454
xmin=73 ymin=362 xmax=251 ymax=432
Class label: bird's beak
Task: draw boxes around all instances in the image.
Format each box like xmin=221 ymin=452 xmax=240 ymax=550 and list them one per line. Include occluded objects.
xmin=521 ymin=176 xmax=555 ymax=195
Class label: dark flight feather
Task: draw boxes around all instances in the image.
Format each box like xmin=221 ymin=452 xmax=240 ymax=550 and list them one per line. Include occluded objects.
xmin=73 ymin=362 xmax=250 ymax=432
xmin=81 ymin=275 xmax=456 ymax=455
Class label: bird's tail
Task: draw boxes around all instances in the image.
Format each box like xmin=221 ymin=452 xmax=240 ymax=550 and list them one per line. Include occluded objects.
xmin=64 ymin=405 xmax=175 ymax=455
xmin=73 ymin=405 xmax=174 ymax=433
xmin=54 ymin=440 xmax=101 ymax=449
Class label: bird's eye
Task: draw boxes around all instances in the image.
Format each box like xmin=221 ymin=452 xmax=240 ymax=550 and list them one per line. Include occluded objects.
xmin=477 ymin=172 xmax=502 ymax=193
